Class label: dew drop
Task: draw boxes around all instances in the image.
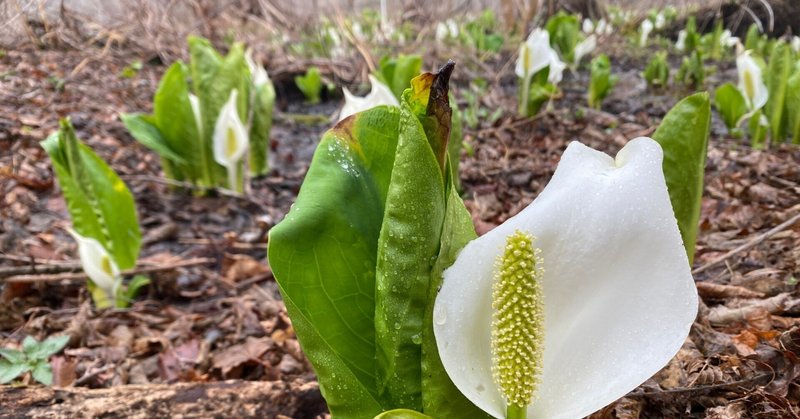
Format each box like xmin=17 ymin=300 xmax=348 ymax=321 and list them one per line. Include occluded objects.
xmin=394 ymin=322 xmax=401 ymax=330
xmin=411 ymin=334 xmax=422 ymax=345
xmin=434 ymin=305 xmax=447 ymax=325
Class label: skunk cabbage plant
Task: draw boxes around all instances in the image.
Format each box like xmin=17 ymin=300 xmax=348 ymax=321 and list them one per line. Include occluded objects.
xmin=213 ymin=89 xmax=249 ymax=193
xmin=737 ymin=51 xmax=768 ymax=112
xmin=639 ymin=18 xmax=653 ymax=47
xmin=434 ymin=137 xmax=698 ymax=419
xmin=339 ymin=74 xmax=400 ymax=121
xmin=516 ymin=29 xmax=564 ymax=116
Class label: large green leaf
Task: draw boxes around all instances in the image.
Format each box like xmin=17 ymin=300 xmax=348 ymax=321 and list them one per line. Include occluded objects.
xmin=269 ymin=107 xmax=401 ymax=417
xmin=765 ymin=41 xmax=791 ymax=142
xmin=41 ymin=119 xmax=141 ymax=269
xmin=249 ymin=81 xmax=275 ymax=176
xmin=0 ymin=360 xmax=28 ymax=384
xmin=373 ymin=67 xmax=453 ymax=407
xmin=120 ymin=113 xmax=186 ymax=164
xmin=270 ymin=64 xmax=483 ymax=417
xmin=652 ymin=92 xmax=711 ymax=265
xmin=375 ymin=54 xmax=423 ymax=100
xmin=714 ymin=83 xmax=748 ymax=131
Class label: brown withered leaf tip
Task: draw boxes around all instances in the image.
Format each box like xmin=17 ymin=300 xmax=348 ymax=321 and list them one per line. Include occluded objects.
xmin=428 ymin=60 xmax=455 ymax=118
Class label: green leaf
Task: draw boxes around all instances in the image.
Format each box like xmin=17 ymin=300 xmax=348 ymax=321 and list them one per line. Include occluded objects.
xmin=31 ymin=362 xmax=52 ymax=385
xmin=375 ymin=55 xmax=423 ymax=100
xmin=652 ymin=92 xmax=711 ymax=265
xmin=749 ymin=109 xmax=768 ymax=147
xmin=765 ymin=41 xmax=792 ymax=142
xmin=269 ymin=107 xmax=402 ymax=417
xmin=545 ymin=12 xmax=580 ymax=63
xmin=714 ymin=83 xmax=748 ymax=131
xmin=373 ymin=68 xmax=452 ymax=408
xmin=119 ymin=275 xmax=151 ymax=308
xmin=295 ymin=66 xmax=322 ymax=104
xmin=41 ymin=119 xmax=141 ymax=270
xmin=421 ymin=172 xmax=489 ymax=418
xmin=26 ymin=335 xmax=69 ymax=361
xmin=120 ymin=113 xmax=186 ymax=164
xmin=0 ymin=360 xmax=28 ymax=384
xmin=249 ymin=81 xmax=275 ymax=176
xmin=643 ymin=51 xmax=669 ymax=88
xmin=374 ymin=409 xmax=434 ymax=419
xmin=588 ymin=54 xmax=617 ymax=109
xmin=0 ymin=348 xmax=25 ymax=364
xmin=786 ymin=63 xmax=800 ymax=144
xmin=152 ymin=62 xmax=204 ymax=181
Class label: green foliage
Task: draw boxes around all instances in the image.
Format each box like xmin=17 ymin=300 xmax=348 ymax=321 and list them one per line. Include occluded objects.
xmin=588 ymin=54 xmax=617 ymax=109
xmin=122 ymin=36 xmax=273 ymax=190
xmin=714 ymin=83 xmax=748 ymax=133
xmin=462 ymin=79 xmax=502 ymax=129
xmin=677 ymin=50 xmax=705 ymax=87
xmin=120 ymin=60 xmax=143 ymax=79
xmin=643 ymin=51 xmax=669 ymax=88
xmin=749 ymin=109 xmax=768 ymax=147
xmin=699 ymin=21 xmax=724 ymax=59
xmin=680 ymin=16 xmax=701 ymax=54
xmin=375 ymin=409 xmax=435 ymax=419
xmin=786 ymin=62 xmax=800 ymax=144
xmin=764 ymin=41 xmax=792 ymax=142
xmin=295 ymin=66 xmax=323 ymax=103
xmin=462 ymin=10 xmax=504 ymax=53
xmin=268 ymin=65 xmax=488 ymax=418
xmin=0 ymin=335 xmax=69 ymax=385
xmin=744 ymin=24 xmax=765 ymax=53
xmin=652 ymin=92 xmax=711 ymax=264
xmin=374 ymin=54 xmax=423 ymax=100
xmin=41 ymin=119 xmax=144 ymax=308
xmin=519 ymin=68 xmax=558 ymax=117
xmin=545 ymin=11 xmax=581 ymax=63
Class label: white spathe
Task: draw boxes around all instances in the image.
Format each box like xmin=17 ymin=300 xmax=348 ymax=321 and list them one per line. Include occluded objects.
xmin=791 ymin=36 xmax=800 ymax=53
xmin=736 ymin=51 xmax=768 ymax=111
xmin=338 ymin=75 xmax=399 ymax=121
xmin=675 ymin=30 xmax=687 ymax=51
xmin=582 ymin=19 xmax=594 ymax=34
xmin=433 ymin=137 xmax=698 ymax=419
xmin=640 ymin=19 xmax=654 ymax=47
xmin=515 ymin=28 xmax=565 ymax=85
xmin=67 ymin=228 xmax=120 ymax=299
xmin=213 ymin=89 xmax=249 ymax=191
xmin=573 ymin=34 xmax=597 ymax=65
xmin=245 ymin=49 xmax=270 ymax=88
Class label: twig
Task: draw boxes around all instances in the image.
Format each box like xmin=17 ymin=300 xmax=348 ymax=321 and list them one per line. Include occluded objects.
xmin=693 ymin=212 xmax=800 ymax=275
xmin=3 ymin=257 xmax=215 ymax=284
xmin=0 ymin=262 xmax=82 ymax=278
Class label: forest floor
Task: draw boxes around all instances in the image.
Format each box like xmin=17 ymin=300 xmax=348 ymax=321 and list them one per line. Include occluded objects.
xmin=2 ymin=16 xmax=800 ymax=418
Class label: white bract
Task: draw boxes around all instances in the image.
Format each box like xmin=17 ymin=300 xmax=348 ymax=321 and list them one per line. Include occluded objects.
xmin=213 ymin=89 xmax=249 ymax=191
xmin=516 ymin=28 xmax=566 ymax=111
xmin=582 ymin=19 xmax=594 ymax=34
xmin=654 ymin=12 xmax=665 ymax=29
xmin=791 ymin=36 xmax=800 ymax=53
xmin=434 ymin=137 xmax=698 ymax=419
xmin=675 ymin=30 xmax=687 ymax=51
xmin=720 ymin=30 xmax=739 ymax=48
xmin=597 ymin=19 xmax=612 ymax=35
xmin=245 ymin=49 xmax=270 ymax=88
xmin=737 ymin=51 xmax=768 ymax=111
xmin=573 ymin=35 xmax=596 ymax=66
xmin=639 ymin=19 xmax=654 ymax=47
xmin=68 ymin=228 xmax=120 ymax=302
xmin=338 ymin=75 xmax=399 ymax=122
xmin=436 ymin=19 xmax=459 ymax=41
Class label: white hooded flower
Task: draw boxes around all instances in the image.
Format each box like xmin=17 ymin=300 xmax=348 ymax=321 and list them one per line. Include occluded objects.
xmin=434 ymin=137 xmax=698 ymax=419
xmin=582 ymin=19 xmax=594 ymax=34
xmin=516 ymin=29 xmax=565 ymax=84
xmin=640 ymin=19 xmax=654 ymax=47
xmin=573 ymin=35 xmax=597 ymax=65
xmin=791 ymin=36 xmax=800 ymax=53
xmin=654 ymin=12 xmax=666 ymax=29
xmin=737 ymin=51 xmax=768 ymax=111
xmin=213 ymin=89 xmax=249 ymax=190
xmin=245 ymin=49 xmax=270 ymax=88
xmin=675 ymin=30 xmax=687 ymax=51
xmin=597 ymin=19 xmax=612 ymax=35
xmin=68 ymin=228 xmax=120 ymax=302
xmin=338 ymin=75 xmax=400 ymax=122
xmin=720 ymin=29 xmax=739 ymax=48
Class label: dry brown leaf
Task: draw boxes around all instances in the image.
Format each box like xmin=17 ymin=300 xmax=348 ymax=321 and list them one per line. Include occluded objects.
xmin=697 ymin=282 xmax=765 ymax=300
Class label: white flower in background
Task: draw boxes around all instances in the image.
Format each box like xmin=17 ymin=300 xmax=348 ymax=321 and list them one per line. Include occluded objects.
xmin=719 ymin=29 xmax=739 ymax=48
xmin=737 ymin=51 xmax=768 ymax=111
xmin=245 ymin=49 xmax=270 ymax=88
xmin=188 ymin=93 xmax=203 ymax=137
xmin=573 ymin=34 xmax=597 ymax=65
xmin=68 ymin=228 xmax=120 ymax=303
xmin=597 ymin=19 xmax=612 ymax=35
xmin=675 ymin=29 xmax=687 ymax=51
xmin=338 ymin=75 xmax=400 ymax=121
xmin=352 ymin=22 xmax=365 ymax=40
xmin=640 ymin=19 xmax=654 ymax=47
xmin=213 ymin=89 xmax=249 ymax=191
xmin=434 ymin=137 xmax=698 ymax=419
xmin=791 ymin=36 xmax=800 ymax=53
xmin=582 ymin=19 xmax=594 ymax=34
xmin=516 ymin=29 xmax=565 ymax=84
xmin=654 ymin=12 xmax=666 ymax=29
xmin=436 ymin=19 xmax=459 ymax=41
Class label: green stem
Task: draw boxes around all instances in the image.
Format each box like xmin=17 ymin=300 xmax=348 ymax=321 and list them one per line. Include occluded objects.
xmin=519 ymin=75 xmax=531 ymax=116
xmin=506 ymin=403 xmax=527 ymax=419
